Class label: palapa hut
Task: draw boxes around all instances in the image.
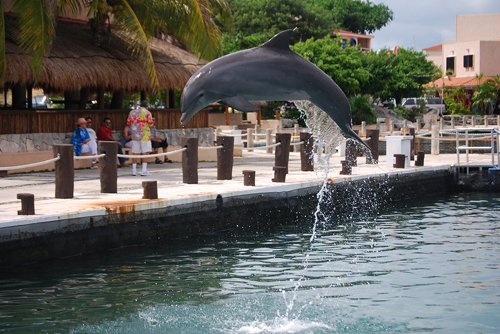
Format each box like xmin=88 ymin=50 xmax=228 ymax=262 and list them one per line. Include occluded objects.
xmin=4 ymin=17 xmax=205 ymax=110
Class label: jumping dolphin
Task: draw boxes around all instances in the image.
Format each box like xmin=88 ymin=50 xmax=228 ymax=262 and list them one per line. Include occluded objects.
xmin=181 ymin=29 xmax=364 ymax=145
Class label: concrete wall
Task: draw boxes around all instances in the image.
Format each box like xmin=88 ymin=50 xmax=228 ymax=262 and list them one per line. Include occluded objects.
xmin=208 ymin=113 xmax=244 ymax=126
xmin=0 ymin=169 xmax=455 ymax=267
xmin=0 ymin=128 xmax=214 ymax=154
xmin=456 ymin=14 xmax=500 ymax=42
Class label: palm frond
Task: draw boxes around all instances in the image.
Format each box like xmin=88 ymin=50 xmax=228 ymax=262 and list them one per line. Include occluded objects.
xmin=113 ymin=0 xmax=159 ymax=90
xmin=13 ymin=0 xmax=55 ymax=76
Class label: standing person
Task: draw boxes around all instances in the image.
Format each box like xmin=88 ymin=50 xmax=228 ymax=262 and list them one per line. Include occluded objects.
xmin=150 ymin=115 xmax=172 ymax=163
xmin=127 ymin=100 xmax=154 ymax=176
xmin=96 ymin=117 xmax=127 ymax=167
xmin=71 ymin=118 xmax=98 ymax=168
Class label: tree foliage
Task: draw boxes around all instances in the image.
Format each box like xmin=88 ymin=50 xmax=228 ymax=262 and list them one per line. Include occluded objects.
xmin=312 ymin=0 xmax=393 ymax=34
xmin=292 ymin=35 xmax=370 ymax=96
xmin=292 ymin=36 xmax=438 ymax=106
xmin=221 ymin=0 xmax=333 ymax=53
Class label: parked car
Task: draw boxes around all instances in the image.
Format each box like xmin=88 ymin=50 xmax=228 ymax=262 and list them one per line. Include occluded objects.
xmin=403 ymin=97 xmax=445 ymax=114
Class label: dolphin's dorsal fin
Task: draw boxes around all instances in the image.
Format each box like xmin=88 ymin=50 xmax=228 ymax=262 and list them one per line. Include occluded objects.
xmin=261 ymin=30 xmax=293 ymax=49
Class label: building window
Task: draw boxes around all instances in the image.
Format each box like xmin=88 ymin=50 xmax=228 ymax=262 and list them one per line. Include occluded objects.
xmin=463 ymin=54 xmax=474 ymax=68
xmin=446 ymin=56 xmax=455 ymax=74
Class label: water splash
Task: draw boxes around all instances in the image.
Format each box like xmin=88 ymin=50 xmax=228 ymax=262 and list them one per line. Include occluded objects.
xmin=292 ymin=101 xmax=345 ymax=241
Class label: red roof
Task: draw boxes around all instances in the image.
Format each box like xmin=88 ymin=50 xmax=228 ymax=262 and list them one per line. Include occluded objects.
xmin=423 ymin=44 xmax=442 ymax=51
xmin=426 ymin=76 xmax=498 ymax=89
xmin=334 ymin=30 xmax=374 ymax=38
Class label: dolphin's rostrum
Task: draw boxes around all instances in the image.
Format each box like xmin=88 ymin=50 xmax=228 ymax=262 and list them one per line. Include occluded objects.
xmin=181 ymin=30 xmax=364 ymax=145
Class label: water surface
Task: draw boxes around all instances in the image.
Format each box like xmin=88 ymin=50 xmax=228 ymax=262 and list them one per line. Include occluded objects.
xmin=0 ymin=193 xmax=499 ymax=333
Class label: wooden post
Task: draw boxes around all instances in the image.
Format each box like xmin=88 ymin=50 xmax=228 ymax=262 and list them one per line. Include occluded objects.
xmin=340 ymin=161 xmax=352 ymax=175
xmin=275 ymin=133 xmax=291 ymax=174
xmin=142 ymin=181 xmax=158 ymax=199
xmin=217 ymin=136 xmax=234 ymax=180
xmin=365 ymin=129 xmax=379 ymax=164
xmin=393 ymin=154 xmax=406 ymax=168
xmin=346 ymin=139 xmax=358 ymax=167
xmin=242 ymin=170 xmax=256 ymax=186
xmin=99 ymin=141 xmax=118 ymax=193
xmin=17 ymin=193 xmax=35 ymax=215
xmin=182 ymin=137 xmax=198 ymax=184
xmin=300 ymin=132 xmax=314 ymax=171
xmin=247 ymin=128 xmax=254 ymax=152
xmin=53 ymin=144 xmax=74 ymax=199
xmin=272 ymin=166 xmax=287 ymax=182
xmin=266 ymin=128 xmax=273 ymax=154
xmin=415 ymin=151 xmax=425 ymax=166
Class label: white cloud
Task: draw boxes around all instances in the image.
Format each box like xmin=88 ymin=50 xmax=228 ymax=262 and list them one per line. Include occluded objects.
xmin=370 ymin=0 xmax=500 ymax=51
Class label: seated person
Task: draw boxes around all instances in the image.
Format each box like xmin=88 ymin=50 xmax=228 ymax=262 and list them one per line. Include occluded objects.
xmin=71 ymin=118 xmax=98 ymax=168
xmin=85 ymin=117 xmax=97 ymax=143
xmin=97 ymin=117 xmax=127 ymax=167
xmin=150 ymin=115 xmax=172 ymax=163
xmin=118 ymin=125 xmax=133 ymax=148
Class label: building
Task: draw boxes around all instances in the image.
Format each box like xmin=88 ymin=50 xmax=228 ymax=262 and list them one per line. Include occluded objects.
xmin=335 ymin=30 xmax=374 ymax=52
xmin=425 ymin=13 xmax=500 ymax=89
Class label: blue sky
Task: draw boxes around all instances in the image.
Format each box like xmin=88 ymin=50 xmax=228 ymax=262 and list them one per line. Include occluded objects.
xmin=370 ymin=0 xmax=500 ymax=51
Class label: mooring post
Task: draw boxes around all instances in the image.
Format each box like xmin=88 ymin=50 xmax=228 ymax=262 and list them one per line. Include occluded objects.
xmin=346 ymin=138 xmax=357 ymax=167
xmin=409 ymin=128 xmax=416 ymax=161
xmin=272 ymin=166 xmax=287 ymax=182
xmin=275 ymin=133 xmax=291 ymax=174
xmin=266 ymin=128 xmax=273 ymax=154
xmin=17 ymin=193 xmax=35 ymax=215
xmin=217 ymin=136 xmax=234 ymax=180
xmin=53 ymin=144 xmax=74 ymax=199
xmin=142 ymin=181 xmax=158 ymax=199
xmin=182 ymin=137 xmax=198 ymax=184
xmin=340 ymin=161 xmax=352 ymax=175
xmin=365 ymin=129 xmax=379 ymax=164
xmin=431 ymin=125 xmax=440 ymax=155
xmin=242 ymin=170 xmax=256 ymax=186
xmin=247 ymin=128 xmax=254 ymax=152
xmin=300 ymin=132 xmax=314 ymax=171
xmin=99 ymin=141 xmax=118 ymax=193
xmin=393 ymin=154 xmax=406 ymax=168
xmin=415 ymin=151 xmax=425 ymax=166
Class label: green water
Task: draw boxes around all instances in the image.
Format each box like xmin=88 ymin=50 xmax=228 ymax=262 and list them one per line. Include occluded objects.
xmin=0 ymin=193 xmax=499 ymax=333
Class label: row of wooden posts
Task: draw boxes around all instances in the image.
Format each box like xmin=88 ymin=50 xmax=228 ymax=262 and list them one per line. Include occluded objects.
xmin=16 ymin=130 xmax=390 ymax=214
xmin=50 ymin=132 xmax=316 ymax=200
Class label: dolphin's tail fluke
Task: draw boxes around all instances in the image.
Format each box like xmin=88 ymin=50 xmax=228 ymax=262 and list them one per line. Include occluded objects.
xmin=343 ymin=127 xmax=373 ymax=153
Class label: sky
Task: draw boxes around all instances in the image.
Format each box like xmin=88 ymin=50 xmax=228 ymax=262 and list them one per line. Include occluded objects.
xmin=370 ymin=0 xmax=500 ymax=51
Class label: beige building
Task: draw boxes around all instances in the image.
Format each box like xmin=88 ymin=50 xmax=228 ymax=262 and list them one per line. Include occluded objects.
xmin=425 ymin=13 xmax=500 ymax=88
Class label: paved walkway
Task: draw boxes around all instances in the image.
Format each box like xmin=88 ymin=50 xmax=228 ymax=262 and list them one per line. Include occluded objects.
xmin=0 ymin=151 xmax=496 ymax=227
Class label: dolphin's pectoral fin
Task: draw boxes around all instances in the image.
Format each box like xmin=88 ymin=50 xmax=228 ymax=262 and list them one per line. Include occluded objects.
xmin=220 ymin=96 xmax=260 ymax=112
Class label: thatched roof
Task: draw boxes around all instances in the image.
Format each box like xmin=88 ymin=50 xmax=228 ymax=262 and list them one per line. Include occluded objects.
xmin=4 ymin=18 xmax=205 ymax=93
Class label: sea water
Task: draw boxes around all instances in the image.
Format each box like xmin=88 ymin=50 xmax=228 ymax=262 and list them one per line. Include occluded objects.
xmin=0 ymin=192 xmax=498 ymax=333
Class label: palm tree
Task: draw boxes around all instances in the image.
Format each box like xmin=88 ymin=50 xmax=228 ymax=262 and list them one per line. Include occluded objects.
xmin=0 ymin=0 xmax=232 ymax=89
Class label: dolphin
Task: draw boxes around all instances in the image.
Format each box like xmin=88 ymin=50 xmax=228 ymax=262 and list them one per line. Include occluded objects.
xmin=180 ymin=29 xmax=364 ymax=145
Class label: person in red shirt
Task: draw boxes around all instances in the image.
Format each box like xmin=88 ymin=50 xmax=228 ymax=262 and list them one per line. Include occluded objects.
xmin=96 ymin=117 xmax=126 ymax=166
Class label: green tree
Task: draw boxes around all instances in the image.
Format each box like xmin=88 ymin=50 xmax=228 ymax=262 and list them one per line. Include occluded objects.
xmin=311 ymin=0 xmax=393 ymax=34
xmin=443 ymin=87 xmax=469 ymax=115
xmin=1 ymin=0 xmax=232 ymax=89
xmin=472 ymin=73 xmax=499 ymax=115
xmin=222 ymin=0 xmax=334 ymax=53
xmin=292 ymin=35 xmax=370 ymax=96
xmin=373 ymin=47 xmax=438 ymax=105
xmin=349 ymin=94 xmax=376 ymax=124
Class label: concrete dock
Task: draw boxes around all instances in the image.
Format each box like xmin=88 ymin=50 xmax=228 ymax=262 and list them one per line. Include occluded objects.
xmin=0 ymin=150 xmax=497 ymax=267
